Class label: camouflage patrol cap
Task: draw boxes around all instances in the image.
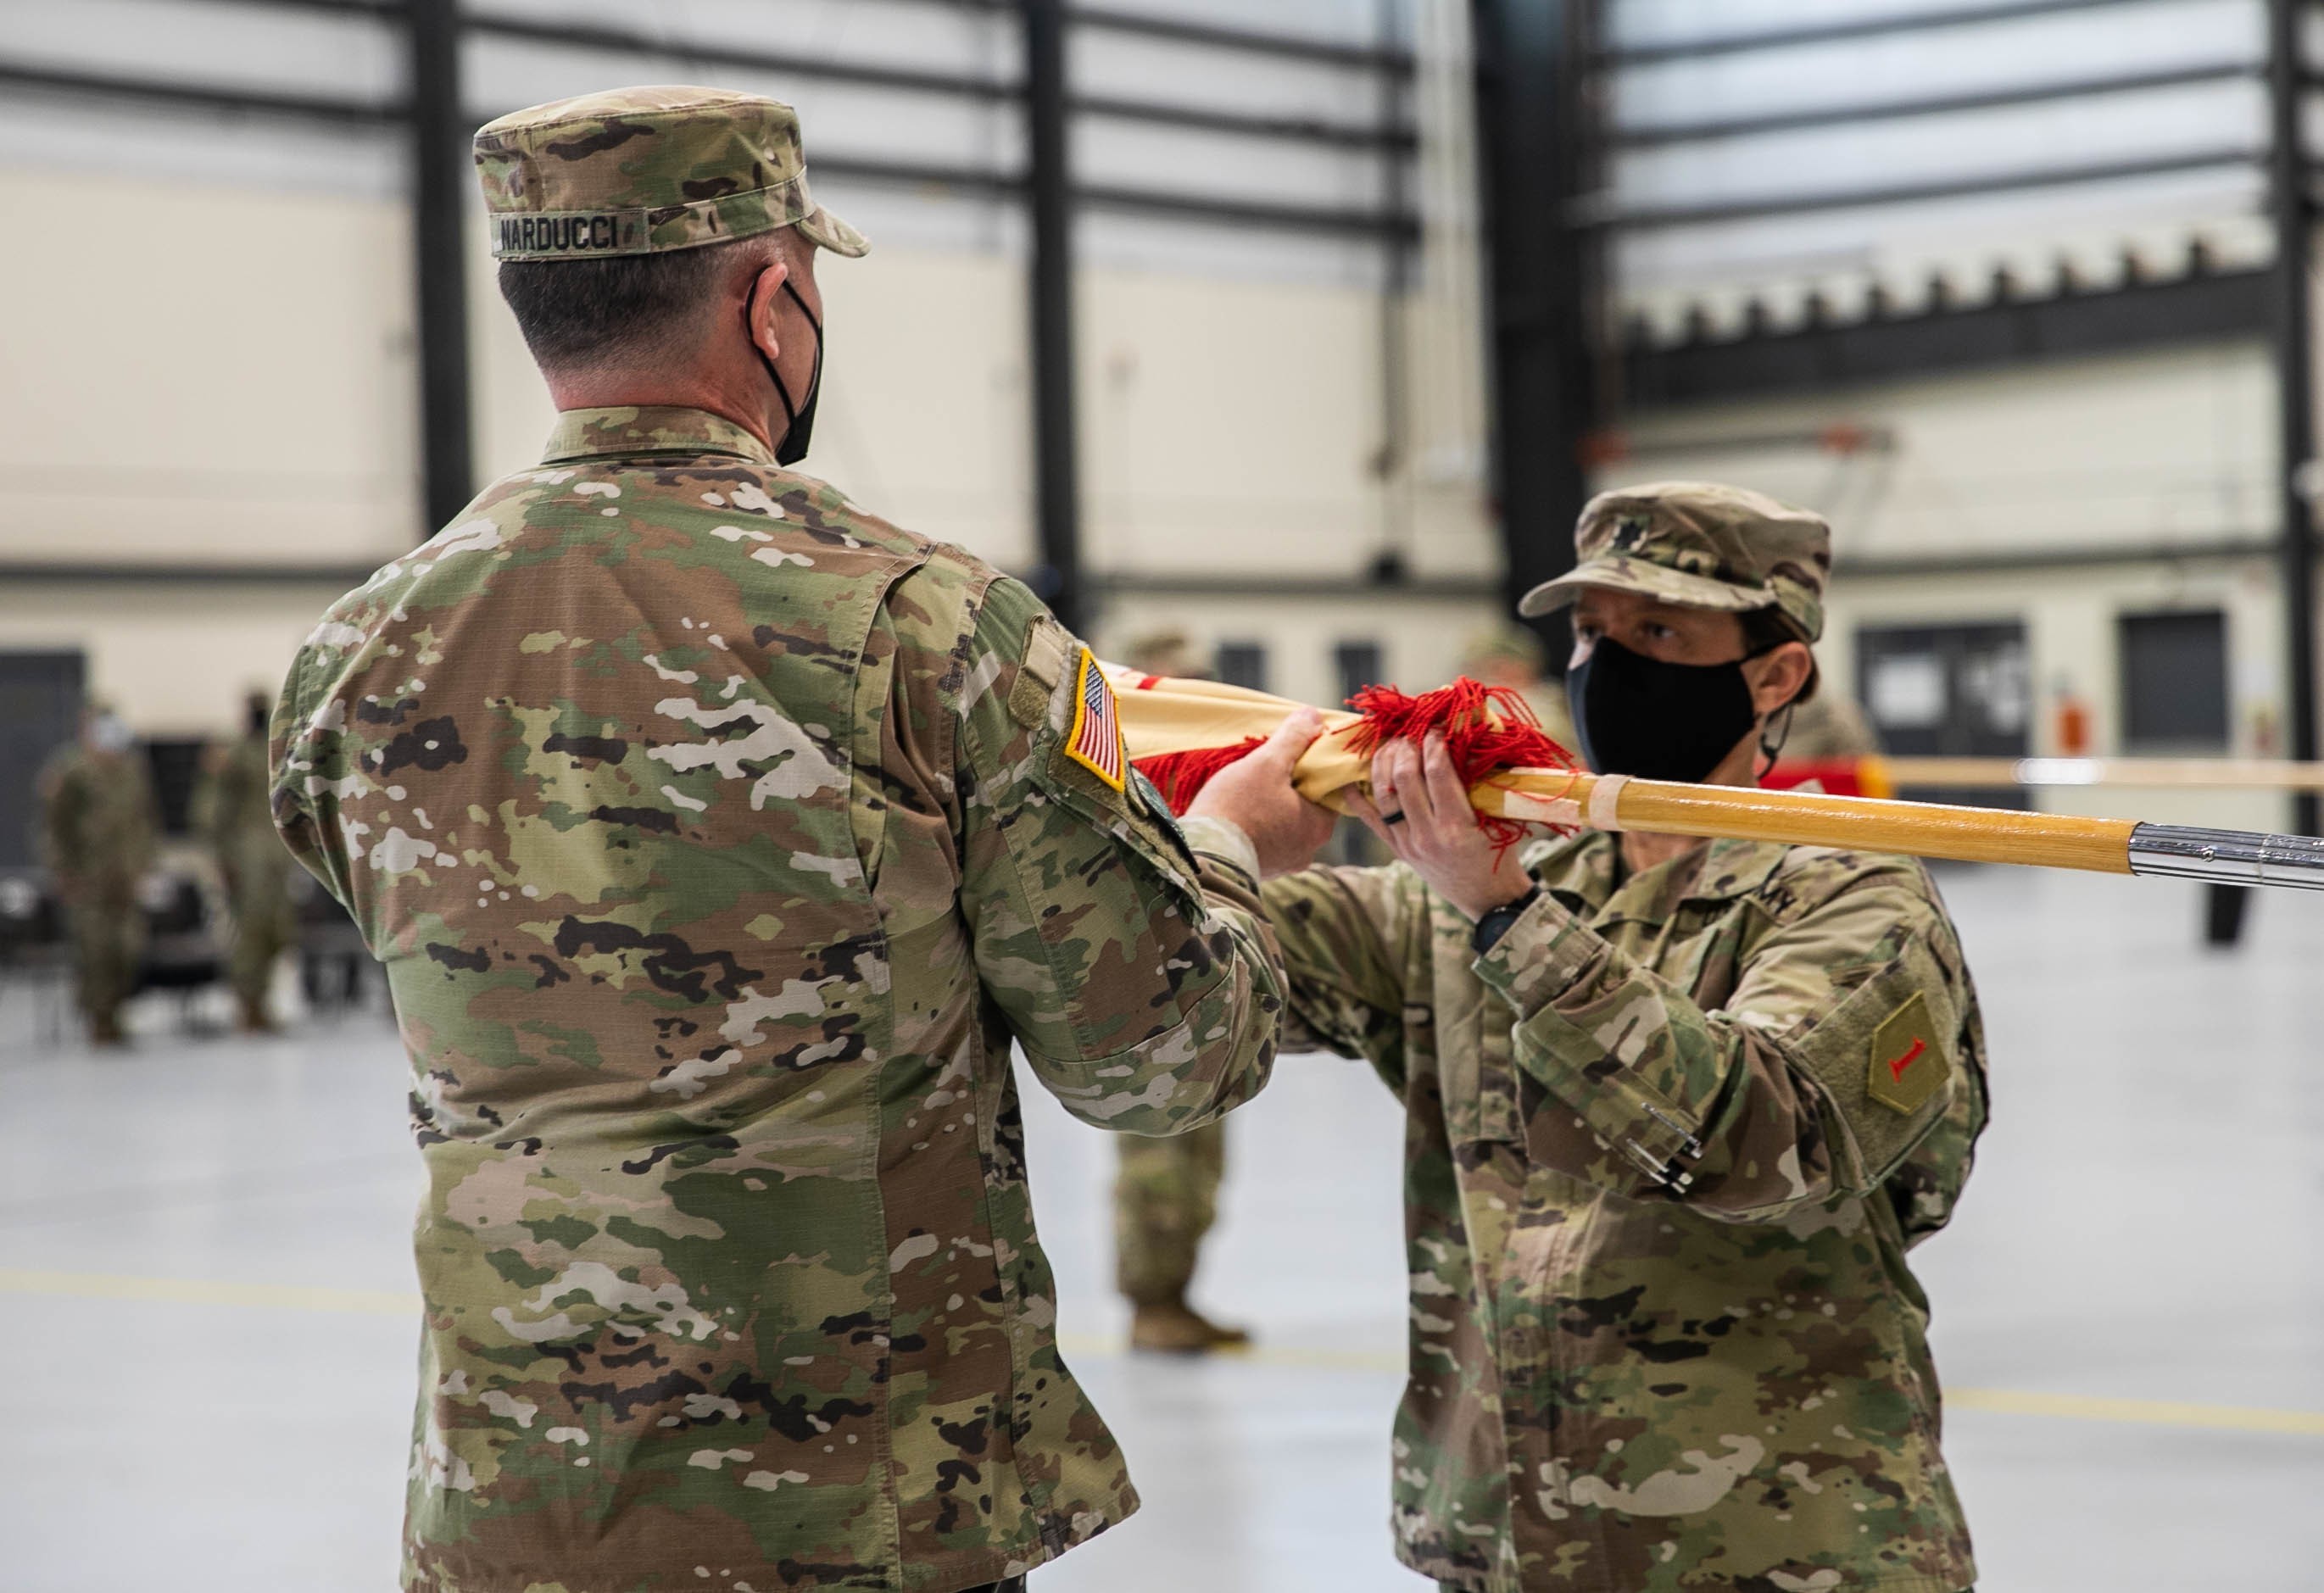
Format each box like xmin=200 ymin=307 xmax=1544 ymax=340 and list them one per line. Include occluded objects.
xmin=1519 ymin=481 xmax=1831 ymax=643
xmin=1121 ymin=629 xmax=1212 ymax=680
xmin=475 ymin=86 xmax=869 ymax=263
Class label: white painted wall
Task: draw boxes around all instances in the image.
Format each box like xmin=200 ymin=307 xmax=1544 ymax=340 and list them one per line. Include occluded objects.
xmin=1602 ymin=341 xmax=2304 ymax=830
xmin=1602 ymin=0 xmax=2271 ymax=331
xmin=0 ymin=156 xmax=1495 ymax=732
xmin=1613 ymin=343 xmax=2279 ymax=558
xmin=0 ymin=164 xmax=420 ymax=571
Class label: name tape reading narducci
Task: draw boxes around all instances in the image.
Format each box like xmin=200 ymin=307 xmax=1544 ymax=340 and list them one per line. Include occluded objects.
xmin=495 ymin=211 xmax=649 ymax=258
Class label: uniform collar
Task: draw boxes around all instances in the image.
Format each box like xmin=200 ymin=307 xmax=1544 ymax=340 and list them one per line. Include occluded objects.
xmin=542 ymin=405 xmax=776 ymax=465
xmin=1528 ymin=827 xmax=1789 ymax=922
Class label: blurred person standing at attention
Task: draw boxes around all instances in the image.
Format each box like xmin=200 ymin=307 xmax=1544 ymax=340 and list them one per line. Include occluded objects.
xmin=1267 ymin=484 xmax=1987 ymax=1592
xmin=37 ymin=703 xmax=158 ymax=1048
xmin=1112 ymin=629 xmax=1250 ymax=1353
xmin=193 ymin=691 xmax=297 ymax=1033
xmin=1782 ymin=678 xmax=1883 ymax=760
xmin=270 ymin=87 xmax=1331 ymax=1593
xmin=1457 ymin=622 xmax=1576 ymax=752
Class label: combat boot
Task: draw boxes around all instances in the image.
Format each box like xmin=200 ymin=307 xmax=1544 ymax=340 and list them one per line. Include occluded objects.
xmin=1129 ymin=1294 xmax=1251 ymax=1355
xmin=238 ymin=994 xmax=279 ymax=1035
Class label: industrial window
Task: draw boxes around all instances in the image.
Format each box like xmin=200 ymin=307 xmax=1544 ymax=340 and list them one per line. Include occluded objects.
xmin=0 ymin=650 xmax=86 ymax=871
xmin=1855 ymin=621 xmax=2030 ymax=811
xmin=2119 ymin=610 xmax=2229 ymax=752
xmin=1216 ymin=643 xmax=1268 ymax=693
xmin=1334 ymin=641 xmax=1385 ymax=709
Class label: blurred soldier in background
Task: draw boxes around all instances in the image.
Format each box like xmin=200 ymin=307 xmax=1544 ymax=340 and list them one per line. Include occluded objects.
xmin=37 ymin=704 xmax=158 ymax=1046
xmin=193 ymin=691 xmax=295 ymax=1033
xmin=270 ymin=88 xmax=1329 ymax=1593
xmin=1457 ymin=623 xmax=1577 ymax=752
xmin=1112 ymin=629 xmax=1248 ymax=1353
xmin=1271 ymin=485 xmax=1987 ymax=1592
xmin=1782 ymin=677 xmax=1882 ymax=760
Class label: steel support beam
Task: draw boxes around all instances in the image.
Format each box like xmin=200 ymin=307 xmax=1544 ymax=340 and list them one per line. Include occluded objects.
xmin=407 ymin=0 xmax=473 ymax=538
xmin=465 ymin=13 xmax=1408 ymax=150
xmin=1068 ymin=6 xmax=1413 ymax=71
xmin=1024 ymin=0 xmax=1084 ymax=633
xmin=1625 ymin=266 xmax=2273 ymax=404
xmin=0 ymin=58 xmax=397 ymax=124
xmin=1473 ymin=0 xmax=1595 ymax=660
xmin=0 ymin=58 xmax=1416 ymax=242
xmin=1601 ymin=0 xmax=2148 ymax=66
xmin=2269 ymin=0 xmax=2320 ymax=833
xmin=1602 ymin=148 xmax=2257 ymax=231
xmin=1612 ymin=62 xmax=2258 ymax=148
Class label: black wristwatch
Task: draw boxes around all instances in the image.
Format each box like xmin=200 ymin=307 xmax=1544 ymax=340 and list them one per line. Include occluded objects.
xmin=1471 ymin=887 xmax=1542 ymax=955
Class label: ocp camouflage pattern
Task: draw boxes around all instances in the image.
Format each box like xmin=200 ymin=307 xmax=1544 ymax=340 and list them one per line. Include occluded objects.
xmin=1521 ymin=482 xmax=1833 ymax=644
xmin=194 ymin=729 xmax=299 ymax=1010
xmin=475 ymin=86 xmax=867 ymax=261
xmin=38 ymin=739 xmax=159 ymax=1032
xmin=1265 ymin=832 xmax=1987 ymax=1592
xmin=270 ymin=404 xmax=1285 ymax=1592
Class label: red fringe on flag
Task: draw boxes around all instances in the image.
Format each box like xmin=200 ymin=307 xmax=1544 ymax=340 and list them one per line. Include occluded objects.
xmin=1136 ymin=737 xmax=1265 ymax=813
xmin=1132 ymin=677 xmax=1581 ymax=848
xmin=1344 ymin=679 xmax=1581 ymax=848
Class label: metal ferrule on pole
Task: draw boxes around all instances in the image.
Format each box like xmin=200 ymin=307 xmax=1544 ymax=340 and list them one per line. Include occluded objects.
xmin=2126 ymin=823 xmax=2324 ymax=888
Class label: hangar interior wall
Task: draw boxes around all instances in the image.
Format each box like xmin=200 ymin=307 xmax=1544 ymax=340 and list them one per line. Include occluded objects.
xmin=0 ymin=136 xmax=2296 ymax=786
xmin=0 ymin=0 xmax=2307 ymax=815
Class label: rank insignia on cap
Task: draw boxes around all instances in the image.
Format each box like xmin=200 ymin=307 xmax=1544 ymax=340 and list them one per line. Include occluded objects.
xmin=1064 ymin=646 xmax=1127 ymax=791
xmin=1868 ymin=992 xmax=1948 ymax=1115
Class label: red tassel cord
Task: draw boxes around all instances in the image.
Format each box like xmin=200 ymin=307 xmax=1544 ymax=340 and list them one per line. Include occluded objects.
xmin=1343 ymin=679 xmax=1581 ymax=849
xmin=1135 ymin=738 xmax=1265 ymax=813
xmin=1131 ymin=677 xmax=1581 ymax=848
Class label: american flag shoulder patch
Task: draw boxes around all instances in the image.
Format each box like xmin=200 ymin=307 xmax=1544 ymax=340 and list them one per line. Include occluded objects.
xmin=1062 ymin=646 xmax=1127 ymax=791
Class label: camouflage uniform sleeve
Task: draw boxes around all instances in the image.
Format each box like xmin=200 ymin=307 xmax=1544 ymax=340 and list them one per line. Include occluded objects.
xmin=955 ymin=575 xmax=1285 ymax=1135
xmin=127 ymin=761 xmax=159 ymax=877
xmin=1259 ymin=863 xmax=1418 ymax=1087
xmin=190 ymin=744 xmax=236 ymax=855
xmin=1474 ymin=861 xmax=1980 ymax=1221
xmin=34 ymin=754 xmax=73 ymax=881
xmin=266 ymin=649 xmax=357 ymax=919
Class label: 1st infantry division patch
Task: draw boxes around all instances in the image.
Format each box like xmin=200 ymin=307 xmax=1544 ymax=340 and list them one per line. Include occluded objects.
xmin=1064 ymin=646 xmax=1127 ymax=792
xmin=1867 ymin=991 xmax=1949 ymax=1114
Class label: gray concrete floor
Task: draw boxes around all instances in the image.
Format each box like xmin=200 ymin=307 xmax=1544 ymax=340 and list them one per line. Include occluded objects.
xmin=3 ymin=866 xmax=2321 ymax=1590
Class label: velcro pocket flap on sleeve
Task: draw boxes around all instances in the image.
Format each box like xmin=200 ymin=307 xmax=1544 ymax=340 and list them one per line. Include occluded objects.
xmin=1787 ymin=947 xmax=1959 ymax=1187
xmin=1010 ymin=615 xmax=1073 ymax=729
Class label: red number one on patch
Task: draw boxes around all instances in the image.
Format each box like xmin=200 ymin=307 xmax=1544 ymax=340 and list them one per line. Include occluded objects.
xmin=1887 ymin=1038 xmax=1927 ymax=1085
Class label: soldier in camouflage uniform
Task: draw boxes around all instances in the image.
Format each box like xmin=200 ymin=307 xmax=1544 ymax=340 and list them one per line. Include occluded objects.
xmin=270 ymin=87 xmax=1332 ymax=1593
xmin=1458 ymin=624 xmax=1577 ymax=754
xmin=37 ymin=705 xmax=159 ymax=1047
xmin=1266 ymin=483 xmax=1987 ymax=1591
xmin=1108 ymin=631 xmax=1247 ymax=1353
xmin=194 ymin=691 xmax=298 ymax=1032
xmin=1783 ymin=688 xmax=1883 ymax=762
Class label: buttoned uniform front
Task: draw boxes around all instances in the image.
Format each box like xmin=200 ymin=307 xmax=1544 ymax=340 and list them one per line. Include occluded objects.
xmin=271 ymin=405 xmax=1287 ymax=1593
xmin=1262 ymin=829 xmax=1987 ymax=1593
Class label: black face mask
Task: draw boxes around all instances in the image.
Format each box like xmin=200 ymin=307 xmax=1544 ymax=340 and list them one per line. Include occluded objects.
xmin=751 ymin=278 xmax=822 ymax=466
xmin=1564 ymin=636 xmax=1760 ymax=784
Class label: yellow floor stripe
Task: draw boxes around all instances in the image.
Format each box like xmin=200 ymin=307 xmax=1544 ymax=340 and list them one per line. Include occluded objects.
xmin=8 ymin=1267 xmax=2321 ymax=1438
xmin=0 ymin=1267 xmax=419 ymax=1317
xmin=1946 ymin=1385 xmax=2324 ymax=1437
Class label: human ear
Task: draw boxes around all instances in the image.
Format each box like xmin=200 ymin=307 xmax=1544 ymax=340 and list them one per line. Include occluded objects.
xmin=1744 ymin=640 xmax=1814 ymax=715
xmin=747 ymin=259 xmax=791 ymax=360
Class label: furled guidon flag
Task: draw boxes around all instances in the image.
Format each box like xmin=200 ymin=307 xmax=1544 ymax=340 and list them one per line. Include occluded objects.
xmin=1064 ymin=646 xmax=1127 ymax=791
